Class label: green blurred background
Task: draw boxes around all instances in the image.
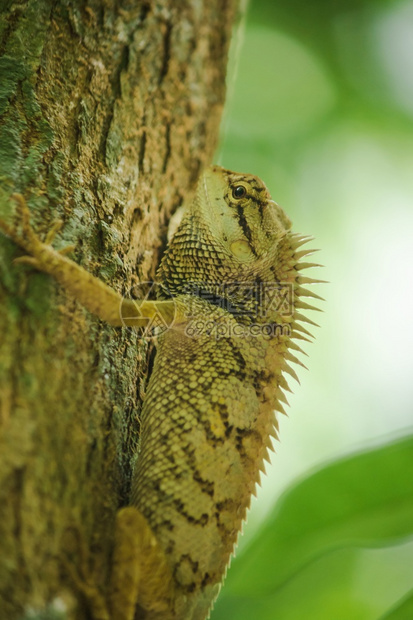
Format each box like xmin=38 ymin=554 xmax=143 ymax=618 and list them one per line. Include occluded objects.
xmin=213 ymin=0 xmax=413 ymax=618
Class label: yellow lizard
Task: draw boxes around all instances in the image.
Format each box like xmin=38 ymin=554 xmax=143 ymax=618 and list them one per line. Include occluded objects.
xmin=0 ymin=165 xmax=321 ymax=620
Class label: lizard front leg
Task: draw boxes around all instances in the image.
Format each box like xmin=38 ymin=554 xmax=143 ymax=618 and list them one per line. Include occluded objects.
xmin=0 ymin=195 xmax=175 ymax=329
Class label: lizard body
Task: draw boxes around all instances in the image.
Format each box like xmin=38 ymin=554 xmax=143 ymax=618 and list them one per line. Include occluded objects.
xmin=0 ymin=166 xmax=321 ymax=620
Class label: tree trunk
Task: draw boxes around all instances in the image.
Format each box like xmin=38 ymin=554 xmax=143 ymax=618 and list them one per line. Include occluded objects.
xmin=0 ymin=1 xmax=236 ymax=617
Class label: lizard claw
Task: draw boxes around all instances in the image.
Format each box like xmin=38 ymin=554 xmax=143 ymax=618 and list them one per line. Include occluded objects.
xmin=13 ymin=256 xmax=42 ymax=269
xmin=0 ymin=194 xmax=41 ymax=254
xmin=45 ymin=219 xmax=64 ymax=245
xmin=58 ymin=244 xmax=76 ymax=256
xmin=0 ymin=217 xmax=15 ymax=240
xmin=10 ymin=193 xmax=36 ymax=242
xmin=0 ymin=194 xmax=76 ymax=260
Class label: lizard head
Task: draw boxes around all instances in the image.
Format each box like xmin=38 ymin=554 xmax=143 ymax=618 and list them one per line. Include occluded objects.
xmin=197 ymin=165 xmax=292 ymax=264
xmin=157 ymin=166 xmax=299 ymax=300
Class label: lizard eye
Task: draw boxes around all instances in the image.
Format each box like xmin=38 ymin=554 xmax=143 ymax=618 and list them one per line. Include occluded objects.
xmin=232 ymin=185 xmax=247 ymax=199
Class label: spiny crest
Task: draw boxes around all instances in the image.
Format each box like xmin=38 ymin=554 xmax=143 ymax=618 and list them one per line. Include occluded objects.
xmin=274 ymin=233 xmax=324 ymax=418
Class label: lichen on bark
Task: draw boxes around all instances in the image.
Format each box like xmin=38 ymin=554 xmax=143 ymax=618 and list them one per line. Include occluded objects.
xmin=0 ymin=1 xmax=237 ymax=617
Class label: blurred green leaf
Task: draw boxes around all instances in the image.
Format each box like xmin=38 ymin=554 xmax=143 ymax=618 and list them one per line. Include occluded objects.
xmin=213 ymin=548 xmax=372 ymax=620
xmin=214 ymin=542 xmax=413 ymax=620
xmin=380 ymin=588 xmax=413 ymax=619
xmin=223 ymin=434 xmax=413 ymax=599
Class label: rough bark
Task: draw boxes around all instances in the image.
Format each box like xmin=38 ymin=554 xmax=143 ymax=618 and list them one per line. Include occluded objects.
xmin=0 ymin=1 xmax=236 ymax=618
